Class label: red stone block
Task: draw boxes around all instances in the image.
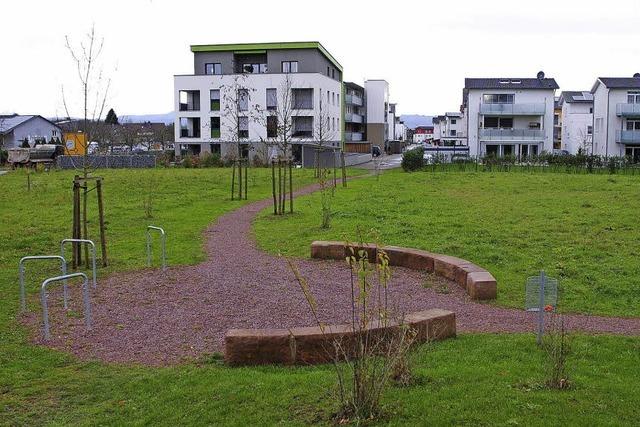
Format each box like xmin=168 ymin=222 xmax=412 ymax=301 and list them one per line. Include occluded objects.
xmin=466 ymin=271 xmax=498 ymax=300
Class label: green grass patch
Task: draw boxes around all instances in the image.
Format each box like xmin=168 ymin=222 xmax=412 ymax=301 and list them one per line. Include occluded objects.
xmin=254 ymin=169 xmax=640 ymax=317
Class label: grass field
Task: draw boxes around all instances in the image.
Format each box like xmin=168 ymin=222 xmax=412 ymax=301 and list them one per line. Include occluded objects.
xmin=254 ymin=169 xmax=640 ymax=317
xmin=1 ymin=167 xmax=639 ymax=425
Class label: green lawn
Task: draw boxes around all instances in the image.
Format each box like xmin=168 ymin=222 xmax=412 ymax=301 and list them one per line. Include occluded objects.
xmin=1 ymin=167 xmax=639 ymax=425
xmin=254 ymin=169 xmax=640 ymax=317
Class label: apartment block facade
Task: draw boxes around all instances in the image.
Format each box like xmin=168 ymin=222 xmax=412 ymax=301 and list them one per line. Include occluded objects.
xmin=364 ymin=79 xmax=391 ymax=151
xmin=174 ymin=42 xmax=343 ymax=165
xmin=558 ymin=91 xmax=593 ymax=154
xmin=464 ymin=73 xmax=558 ymax=157
xmin=591 ymin=75 xmax=640 ymax=162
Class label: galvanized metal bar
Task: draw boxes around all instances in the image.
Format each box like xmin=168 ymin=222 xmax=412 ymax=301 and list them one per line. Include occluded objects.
xmin=19 ymin=255 xmax=68 ymax=312
xmin=41 ymin=272 xmax=90 ymax=340
xmin=537 ymin=270 xmax=546 ymax=345
xmin=146 ymin=226 xmax=166 ymax=271
xmin=61 ymin=239 xmax=97 ymax=289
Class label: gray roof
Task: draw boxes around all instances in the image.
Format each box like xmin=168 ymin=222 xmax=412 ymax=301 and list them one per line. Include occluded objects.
xmin=597 ymin=77 xmax=640 ymax=89
xmin=445 ymin=112 xmax=462 ymax=117
xmin=465 ymin=77 xmax=559 ymax=90
xmin=0 ymin=115 xmax=35 ymax=134
xmin=560 ymin=91 xmax=593 ymax=104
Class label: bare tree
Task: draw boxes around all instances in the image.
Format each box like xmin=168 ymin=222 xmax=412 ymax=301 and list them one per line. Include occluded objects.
xmin=260 ymin=74 xmax=298 ymax=160
xmin=313 ymin=95 xmax=336 ymax=177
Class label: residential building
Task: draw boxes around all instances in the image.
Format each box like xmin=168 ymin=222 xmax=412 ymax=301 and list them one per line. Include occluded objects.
xmin=173 ymin=41 xmax=343 ymax=166
xmin=553 ymin=98 xmax=562 ymax=149
xmin=394 ymin=117 xmax=406 ymax=141
xmin=464 ymin=72 xmax=558 ymax=157
xmin=387 ymin=103 xmax=397 ymax=142
xmin=344 ymin=81 xmax=367 ymax=153
xmin=591 ymin=74 xmax=640 ymax=161
xmin=441 ymin=111 xmax=467 ymax=147
xmin=432 ymin=115 xmax=446 ymax=143
xmin=413 ymin=126 xmax=434 ymax=143
xmin=0 ymin=114 xmax=62 ymax=149
xmin=365 ymin=79 xmax=391 ymax=151
xmin=558 ymin=91 xmax=593 ymax=154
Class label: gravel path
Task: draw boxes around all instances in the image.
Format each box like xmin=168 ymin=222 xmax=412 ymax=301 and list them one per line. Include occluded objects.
xmin=22 ymin=180 xmax=640 ymax=366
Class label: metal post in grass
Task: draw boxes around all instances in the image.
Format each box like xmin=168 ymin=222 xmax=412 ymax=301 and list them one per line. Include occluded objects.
xmin=525 ymin=270 xmax=558 ymax=345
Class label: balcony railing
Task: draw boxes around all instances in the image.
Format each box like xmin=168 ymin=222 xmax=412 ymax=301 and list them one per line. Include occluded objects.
xmin=345 ymin=132 xmax=363 ymax=142
xmin=616 ymin=103 xmax=640 ymax=117
xmin=479 ymin=103 xmax=546 ymax=115
xmin=345 ymin=94 xmax=363 ymax=106
xmin=345 ymin=113 xmax=363 ymax=123
xmin=616 ymin=130 xmax=640 ymax=144
xmin=479 ymin=128 xmax=544 ymax=141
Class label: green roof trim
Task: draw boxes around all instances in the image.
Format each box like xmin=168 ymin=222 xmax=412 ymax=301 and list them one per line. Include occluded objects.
xmin=190 ymin=41 xmax=343 ymax=72
xmin=234 ymin=49 xmax=266 ymax=54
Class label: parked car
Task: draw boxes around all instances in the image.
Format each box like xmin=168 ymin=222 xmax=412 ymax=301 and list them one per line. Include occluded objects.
xmin=553 ymin=149 xmax=570 ymax=156
xmin=372 ymin=145 xmax=382 ymax=157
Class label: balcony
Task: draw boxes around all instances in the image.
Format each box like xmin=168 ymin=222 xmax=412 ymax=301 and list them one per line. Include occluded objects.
xmin=616 ymin=130 xmax=640 ymax=144
xmin=345 ymin=132 xmax=364 ymax=142
xmin=345 ymin=94 xmax=363 ymax=106
xmin=479 ymin=103 xmax=546 ymax=115
xmin=345 ymin=113 xmax=363 ymax=123
xmin=616 ymin=103 xmax=640 ymax=117
xmin=479 ymin=128 xmax=544 ymax=141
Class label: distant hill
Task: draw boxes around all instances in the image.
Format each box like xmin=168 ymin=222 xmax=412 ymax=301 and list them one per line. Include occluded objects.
xmin=121 ymin=112 xmax=173 ymax=124
xmin=400 ymin=115 xmax=435 ymax=129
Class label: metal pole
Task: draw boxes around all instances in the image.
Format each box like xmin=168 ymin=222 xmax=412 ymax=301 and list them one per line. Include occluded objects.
xmin=61 ymin=239 xmax=97 ymax=289
xmin=146 ymin=229 xmax=152 ymax=267
xmin=41 ymin=272 xmax=90 ymax=340
xmin=537 ymin=270 xmax=546 ymax=345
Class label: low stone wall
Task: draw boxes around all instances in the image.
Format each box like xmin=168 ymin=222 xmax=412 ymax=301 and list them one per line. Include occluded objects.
xmin=311 ymin=241 xmax=498 ymax=300
xmin=225 ymin=309 xmax=456 ymax=366
xmin=57 ymin=155 xmax=156 ymax=169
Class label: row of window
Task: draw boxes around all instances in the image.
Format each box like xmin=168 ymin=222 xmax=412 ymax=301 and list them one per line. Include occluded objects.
xmin=204 ymin=61 xmax=300 ymax=75
xmin=180 ymin=88 xmax=337 ymax=112
xmin=483 ymin=94 xmax=515 ymax=104
xmin=179 ymin=116 xmax=337 ymax=139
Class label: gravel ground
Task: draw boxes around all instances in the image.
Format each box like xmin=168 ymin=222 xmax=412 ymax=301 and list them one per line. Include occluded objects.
xmin=21 ymin=181 xmax=640 ymax=366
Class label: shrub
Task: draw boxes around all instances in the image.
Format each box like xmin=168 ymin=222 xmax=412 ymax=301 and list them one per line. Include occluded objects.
xmin=182 ymin=154 xmax=200 ymax=168
xmin=201 ymin=152 xmax=222 ymax=168
xmin=0 ymin=150 xmax=7 ymax=165
xmin=401 ymin=147 xmax=424 ymax=171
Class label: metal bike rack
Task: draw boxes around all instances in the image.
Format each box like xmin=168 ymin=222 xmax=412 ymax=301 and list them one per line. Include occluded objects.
xmin=61 ymin=239 xmax=97 ymax=289
xmin=146 ymin=226 xmax=166 ymax=271
xmin=19 ymin=255 xmax=68 ymax=312
xmin=41 ymin=272 xmax=91 ymax=340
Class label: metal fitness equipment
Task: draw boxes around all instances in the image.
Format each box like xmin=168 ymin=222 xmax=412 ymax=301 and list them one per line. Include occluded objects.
xmin=19 ymin=255 xmax=68 ymax=311
xmin=41 ymin=272 xmax=91 ymax=340
xmin=61 ymin=239 xmax=97 ymax=289
xmin=146 ymin=226 xmax=166 ymax=271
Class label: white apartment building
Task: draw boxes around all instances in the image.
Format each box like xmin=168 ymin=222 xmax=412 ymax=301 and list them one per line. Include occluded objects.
xmin=464 ymin=73 xmax=558 ymax=157
xmin=440 ymin=112 xmax=467 ymax=147
xmin=394 ymin=117 xmax=406 ymax=141
xmin=174 ymin=42 xmax=343 ymax=165
xmin=364 ymin=80 xmax=391 ymax=150
xmin=558 ymin=91 xmax=593 ymax=154
xmin=591 ymin=75 xmax=640 ymax=162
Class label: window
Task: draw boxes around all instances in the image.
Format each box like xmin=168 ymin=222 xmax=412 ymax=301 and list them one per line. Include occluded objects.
xmin=210 ymin=89 xmax=220 ymax=111
xmin=554 ymin=114 xmax=559 ymax=125
xmin=450 ymin=129 xmax=457 ymax=136
xmin=205 ymin=63 xmax=222 ymax=75
xmin=587 ymin=125 xmax=593 ymax=135
xmin=327 ymin=90 xmax=330 ymax=105
xmin=266 ymin=88 xmax=277 ymax=110
xmin=482 ymin=94 xmax=515 ymax=104
xmin=237 ymin=89 xmax=249 ymax=111
xmin=281 ymin=61 xmax=298 ymax=73
xmin=327 ymin=66 xmax=330 ymax=76
xmin=589 ymin=107 xmax=593 ymax=114
xmin=210 ymin=117 xmax=220 ymax=138
xmin=292 ymin=116 xmax=313 ymax=137
xmin=595 ymin=118 xmax=603 ymax=132
xmin=242 ymin=63 xmax=267 ymax=74
xmin=238 ymin=117 xmax=249 ymax=139
xmin=332 ymin=117 xmax=335 ymax=131
xmin=292 ymin=88 xmax=313 ymax=109
xmin=484 ymin=117 xmax=513 ymax=128
xmin=332 ymin=92 xmax=335 ymax=105
xmin=451 ymin=119 xmax=457 ymax=125
xmin=337 ymin=94 xmax=339 ymax=105
xmin=267 ymin=115 xmax=278 ymax=138
xmin=179 ymin=117 xmax=200 ymax=138
xmin=626 ymin=120 xmax=640 ymax=131
xmin=179 ymin=90 xmax=200 ymax=111
xmin=332 ymin=69 xmax=335 ymax=79
xmin=529 ymin=122 xmax=541 ymax=129
xmin=627 ymin=91 xmax=640 ymax=104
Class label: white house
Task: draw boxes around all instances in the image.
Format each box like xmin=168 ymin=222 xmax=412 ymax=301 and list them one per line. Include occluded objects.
xmin=394 ymin=117 xmax=406 ymax=141
xmin=464 ymin=72 xmax=558 ymax=157
xmin=591 ymin=74 xmax=640 ymax=161
xmin=173 ymin=42 xmax=343 ymax=166
xmin=559 ymin=91 xmax=593 ymax=154
xmin=441 ymin=112 xmax=467 ymax=147
xmin=0 ymin=115 xmax=62 ymax=149
xmin=365 ymin=79 xmax=391 ymax=151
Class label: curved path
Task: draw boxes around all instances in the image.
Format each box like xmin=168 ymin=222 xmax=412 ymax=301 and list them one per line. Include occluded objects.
xmin=23 ymin=179 xmax=640 ymax=366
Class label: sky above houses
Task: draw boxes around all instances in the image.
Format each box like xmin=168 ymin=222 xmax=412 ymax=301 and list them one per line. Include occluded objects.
xmin=2 ymin=0 xmax=640 ymax=118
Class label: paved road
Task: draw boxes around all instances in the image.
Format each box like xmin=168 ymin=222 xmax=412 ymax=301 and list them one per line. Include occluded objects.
xmin=357 ymin=153 xmax=403 ymax=170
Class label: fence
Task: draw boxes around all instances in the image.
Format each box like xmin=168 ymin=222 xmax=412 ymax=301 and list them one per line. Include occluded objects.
xmin=57 ymin=155 xmax=157 ymax=169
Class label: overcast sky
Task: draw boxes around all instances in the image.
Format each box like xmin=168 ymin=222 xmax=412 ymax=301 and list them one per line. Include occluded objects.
xmin=2 ymin=0 xmax=640 ymax=118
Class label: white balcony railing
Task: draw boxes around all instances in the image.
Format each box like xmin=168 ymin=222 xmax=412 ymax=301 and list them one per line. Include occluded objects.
xmin=345 ymin=132 xmax=364 ymax=142
xmin=345 ymin=113 xmax=363 ymax=123
xmin=345 ymin=94 xmax=363 ymax=106
xmin=616 ymin=103 xmax=640 ymax=117
xmin=479 ymin=128 xmax=545 ymax=141
xmin=479 ymin=103 xmax=546 ymax=115
xmin=616 ymin=130 xmax=640 ymax=144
